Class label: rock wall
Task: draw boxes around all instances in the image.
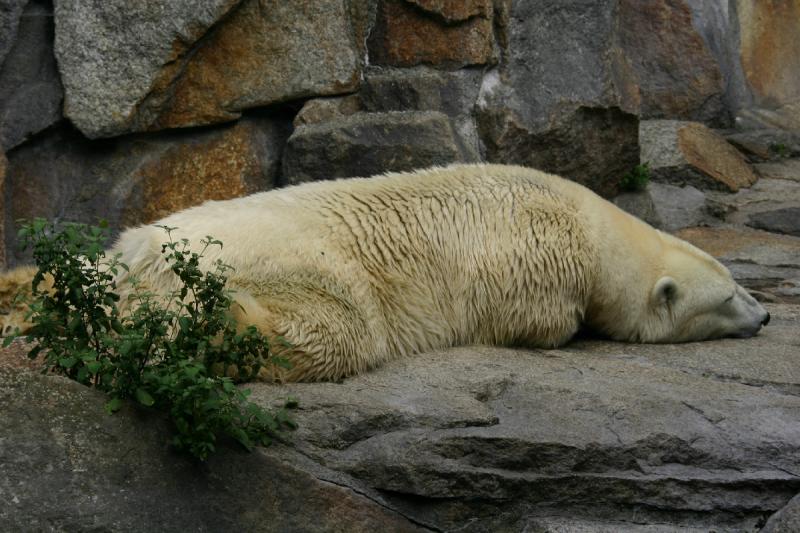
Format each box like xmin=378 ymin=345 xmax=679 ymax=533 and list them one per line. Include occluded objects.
xmin=1 ymin=0 xmax=798 ymax=264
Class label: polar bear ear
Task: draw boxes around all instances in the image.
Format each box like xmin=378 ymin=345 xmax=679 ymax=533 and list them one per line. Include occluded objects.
xmin=651 ymin=276 xmax=678 ymax=306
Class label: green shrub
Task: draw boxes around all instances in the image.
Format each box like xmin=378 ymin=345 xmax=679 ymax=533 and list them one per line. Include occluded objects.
xmin=6 ymin=219 xmax=295 ymax=460
xmin=620 ymin=163 xmax=651 ymax=192
xmin=770 ymin=143 xmax=788 ymax=157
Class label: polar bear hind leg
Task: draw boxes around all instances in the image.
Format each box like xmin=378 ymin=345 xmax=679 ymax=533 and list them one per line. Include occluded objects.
xmin=228 ymin=269 xmax=378 ymax=382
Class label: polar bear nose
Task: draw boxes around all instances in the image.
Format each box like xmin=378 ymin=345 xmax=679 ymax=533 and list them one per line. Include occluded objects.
xmin=762 ymin=312 xmax=770 ymax=326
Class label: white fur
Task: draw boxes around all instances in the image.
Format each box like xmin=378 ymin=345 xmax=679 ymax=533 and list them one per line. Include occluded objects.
xmin=105 ymin=164 xmax=768 ymax=381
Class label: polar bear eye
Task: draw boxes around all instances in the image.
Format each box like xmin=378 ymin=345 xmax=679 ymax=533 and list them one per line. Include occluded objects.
xmin=724 ymin=293 xmax=734 ymax=303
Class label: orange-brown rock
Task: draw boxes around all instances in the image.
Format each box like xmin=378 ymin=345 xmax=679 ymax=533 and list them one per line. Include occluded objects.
xmin=368 ymin=0 xmax=494 ymax=68
xmin=152 ymin=0 xmax=360 ymax=130
xmin=676 ymin=226 xmax=799 ymax=260
xmin=54 ymin=0 xmax=241 ymax=139
xmin=3 ymin=118 xmax=288 ymax=266
xmin=293 ymin=95 xmax=362 ymax=128
xmin=640 ymin=120 xmax=758 ymax=192
xmin=738 ymin=1 xmax=800 ymax=109
xmin=120 ymin=121 xmax=277 ymax=227
xmin=677 ymin=123 xmax=758 ymax=191
xmin=407 ymin=0 xmax=492 ymax=22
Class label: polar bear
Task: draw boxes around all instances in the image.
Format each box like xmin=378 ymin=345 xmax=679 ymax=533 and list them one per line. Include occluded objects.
xmin=1 ymin=164 xmax=769 ymax=381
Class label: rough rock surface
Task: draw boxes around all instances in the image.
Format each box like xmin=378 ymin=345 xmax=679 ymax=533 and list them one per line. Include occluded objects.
xmin=755 ymin=159 xmax=800 ymax=182
xmin=614 ymin=182 xmax=710 ymax=232
xmin=677 ymin=226 xmax=800 ymax=304
xmin=406 ymin=0 xmax=492 ymax=22
xmin=292 ymin=95 xmax=362 ymax=128
xmin=738 ymin=1 xmax=800 ymax=117
xmin=0 ymin=365 xmax=423 ymax=533
xmin=747 ymin=207 xmax=800 ymax=238
xmin=687 ymin=0 xmax=751 ymax=122
xmin=360 ymin=67 xmax=484 ymax=161
xmin=54 ymin=0 xmax=360 ymax=138
xmin=640 ymin=120 xmax=758 ymax=191
xmin=705 ymin=172 xmax=800 ymax=237
xmin=367 ymin=0 xmax=495 ymax=68
xmin=725 ymin=130 xmax=800 ymax=162
xmin=3 ymin=299 xmax=798 ymax=532
xmin=0 ymin=0 xmax=63 ymax=149
xmin=737 ymin=102 xmax=800 ymax=133
xmin=250 ymin=302 xmax=800 ymax=532
xmin=478 ymin=99 xmax=640 ymax=198
xmin=761 ymin=493 xmax=800 ymax=533
xmin=476 ymin=0 xmax=636 ymax=198
xmin=0 ymin=0 xmax=26 ymax=66
xmin=283 ymin=111 xmax=465 ymax=185
xmin=152 ymin=0 xmax=361 ymax=131
xmin=476 ymin=0 xmax=730 ymax=197
xmin=614 ymin=0 xmax=726 ymax=125
xmin=54 ymin=0 xmax=241 ymax=138
xmin=4 ymin=117 xmax=289 ymax=266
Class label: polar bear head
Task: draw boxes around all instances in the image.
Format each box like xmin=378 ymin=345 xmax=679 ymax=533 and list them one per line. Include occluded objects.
xmin=626 ymin=235 xmax=769 ymax=343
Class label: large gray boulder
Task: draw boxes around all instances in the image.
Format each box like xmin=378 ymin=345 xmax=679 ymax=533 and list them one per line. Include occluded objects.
xmin=613 ymin=0 xmax=726 ymax=124
xmin=248 ymin=302 xmax=800 ymax=531
xmin=687 ymin=0 xmax=752 ymax=122
xmin=725 ymin=130 xmax=800 ymax=162
xmin=476 ymin=0 xmax=729 ymax=197
xmin=360 ymin=67 xmax=484 ymax=161
xmin=762 ymin=493 xmax=800 ymax=533
xmin=0 ymin=0 xmax=26 ymax=66
xmin=3 ymin=301 xmax=798 ymax=531
xmin=283 ymin=111 xmax=466 ymax=184
xmin=689 ymin=1 xmax=800 ymax=132
xmin=476 ymin=1 xmax=638 ymax=197
xmin=54 ymin=0 xmax=361 ymax=138
xmin=614 ymin=182 xmax=711 ymax=232
xmin=53 ymin=0 xmax=240 ymax=138
xmin=0 ymin=365 xmax=422 ymax=532
xmin=0 ymin=0 xmax=62 ymax=149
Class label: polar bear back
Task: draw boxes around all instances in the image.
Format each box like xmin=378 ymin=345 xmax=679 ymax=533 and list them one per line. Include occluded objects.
xmin=113 ymin=165 xmax=597 ymax=372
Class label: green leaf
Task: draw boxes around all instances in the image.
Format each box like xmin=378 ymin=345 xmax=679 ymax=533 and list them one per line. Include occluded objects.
xmin=118 ymin=340 xmax=133 ymax=356
xmin=58 ymin=356 xmax=77 ymax=369
xmin=26 ymin=345 xmax=42 ymax=359
xmin=277 ymin=410 xmax=298 ymax=429
xmin=105 ymin=397 xmax=123 ymax=414
xmin=135 ymin=388 xmax=155 ymax=407
xmin=284 ymin=396 xmax=299 ymax=409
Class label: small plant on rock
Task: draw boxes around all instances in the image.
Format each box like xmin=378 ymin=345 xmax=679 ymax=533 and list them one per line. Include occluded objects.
xmin=620 ymin=163 xmax=651 ymax=192
xmin=770 ymin=143 xmax=788 ymax=158
xmin=6 ymin=219 xmax=295 ymax=461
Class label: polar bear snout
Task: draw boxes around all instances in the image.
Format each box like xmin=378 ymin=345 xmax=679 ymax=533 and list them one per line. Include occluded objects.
xmin=727 ymin=285 xmax=770 ymax=338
